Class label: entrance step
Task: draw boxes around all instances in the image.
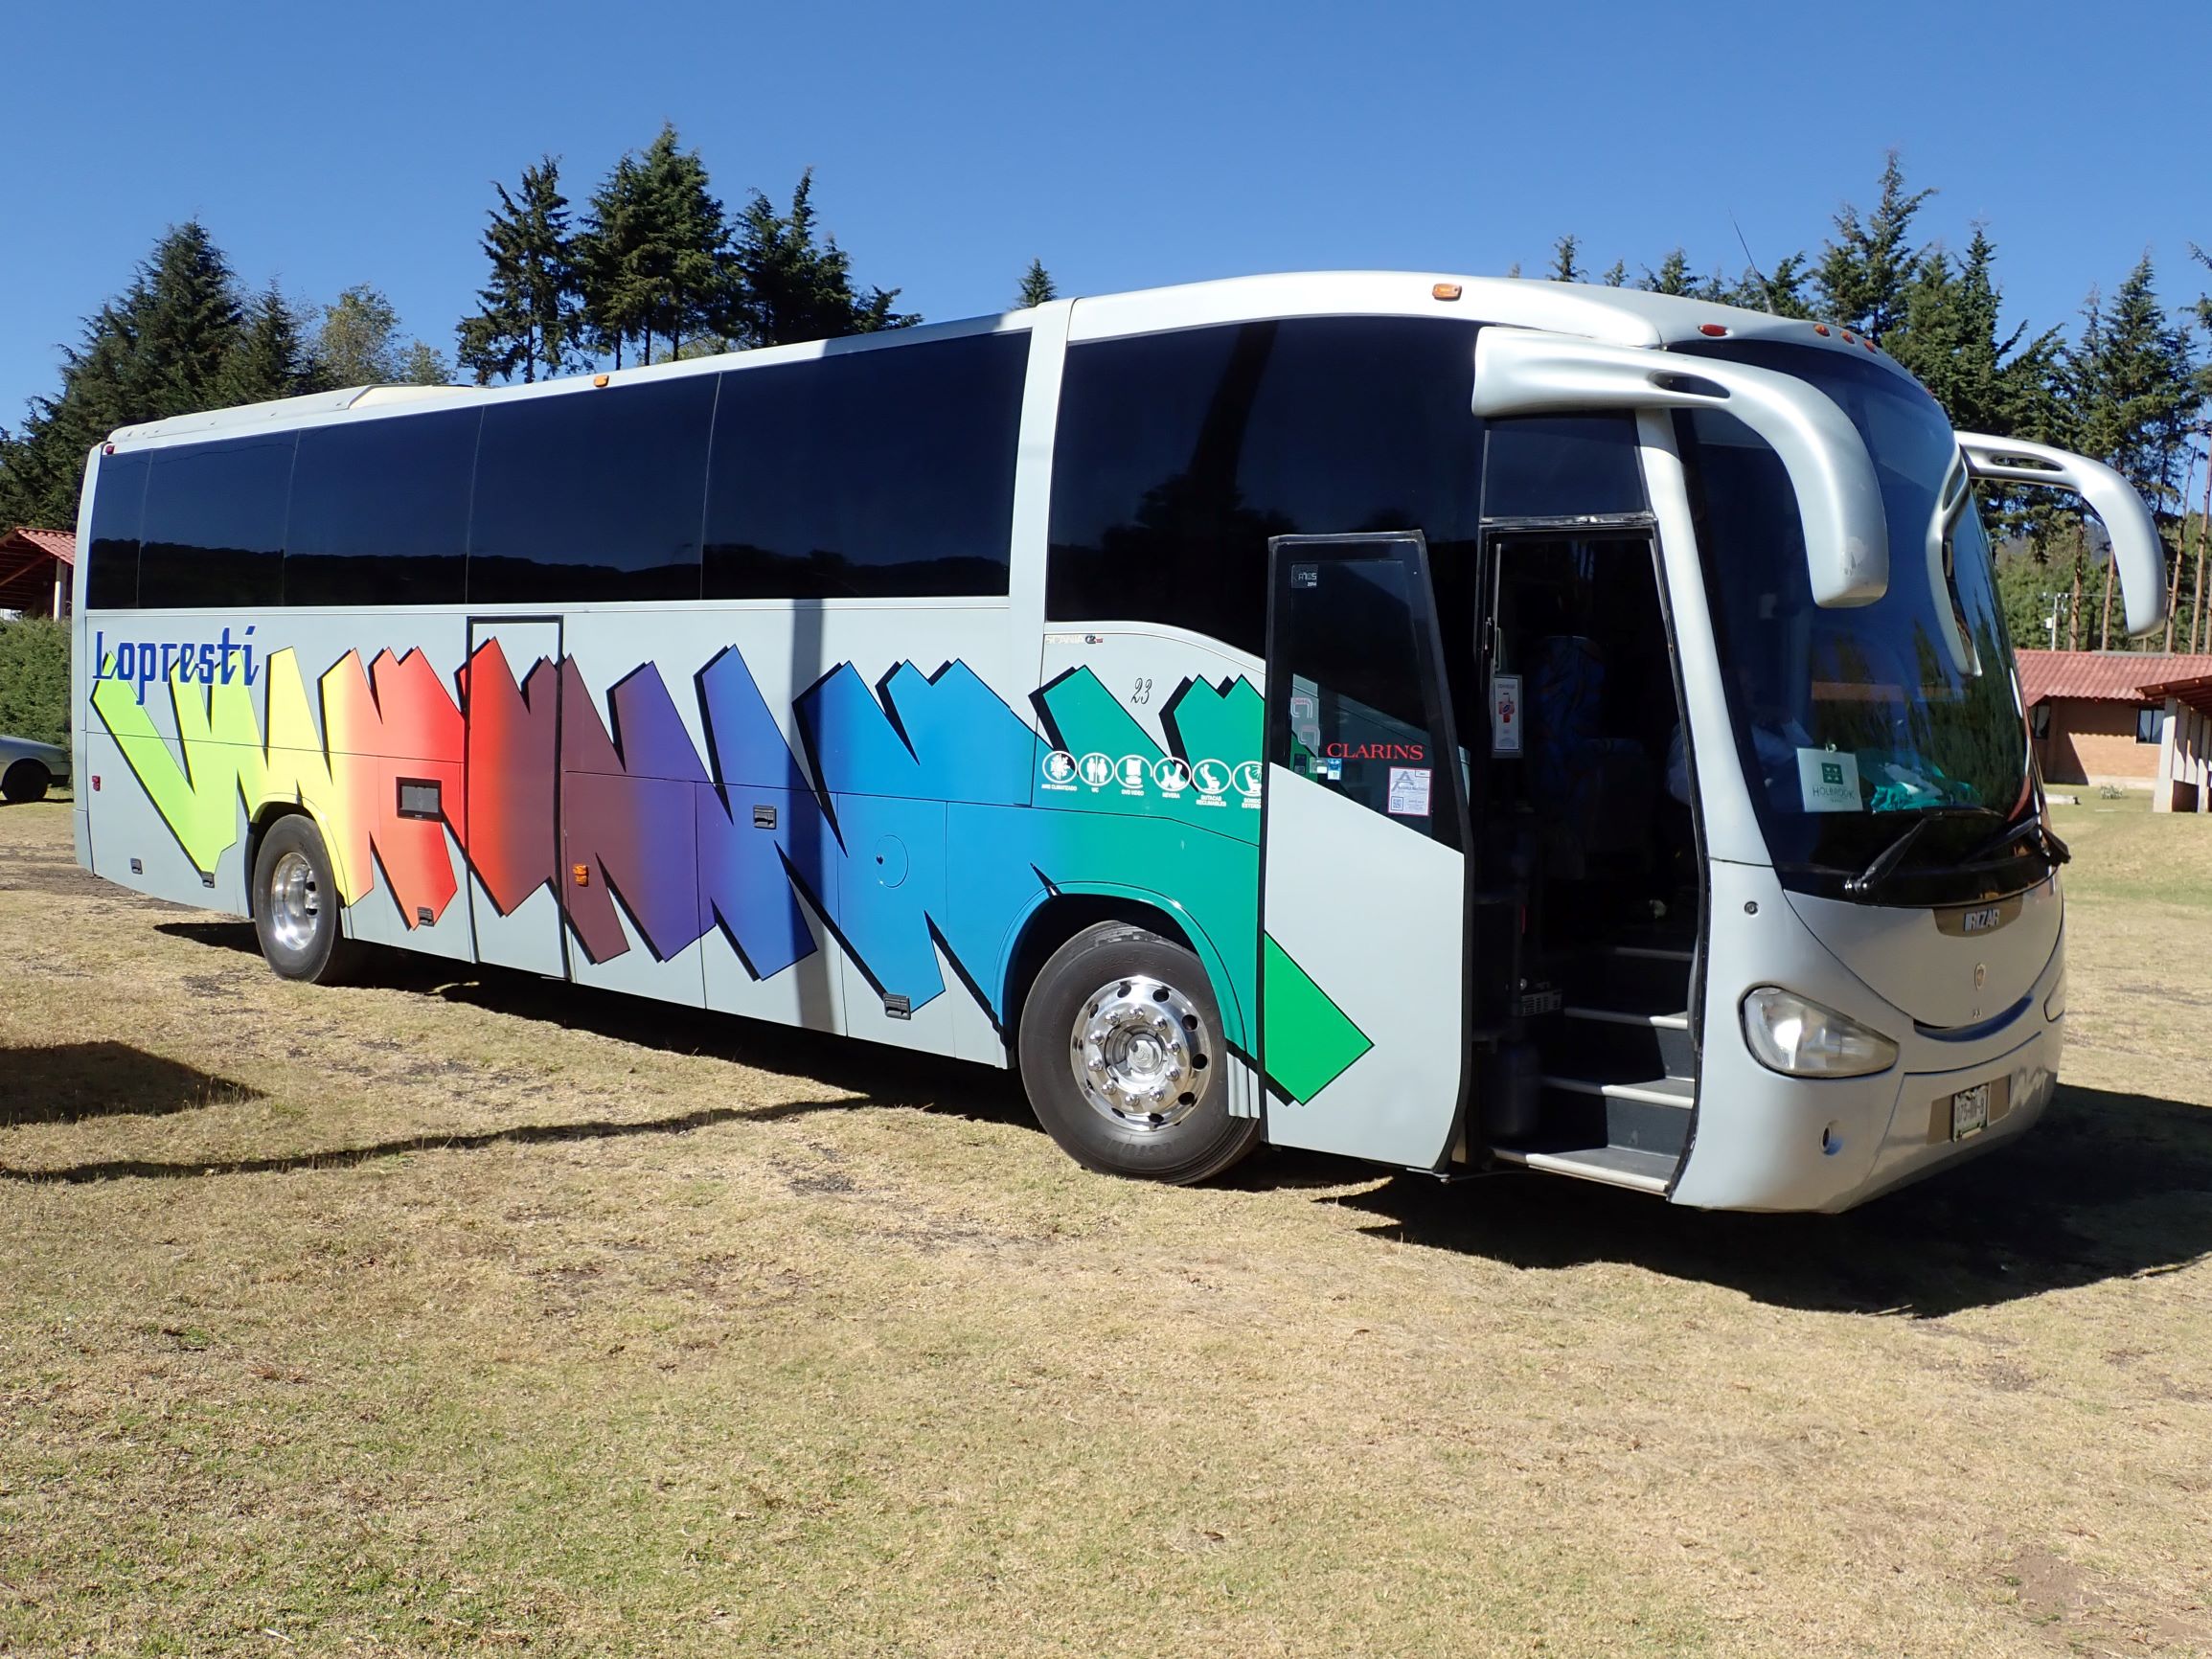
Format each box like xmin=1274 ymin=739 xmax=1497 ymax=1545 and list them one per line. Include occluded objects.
xmin=1539 ymin=1071 xmax=1694 ymax=1158
xmin=1576 ymin=941 xmax=1695 ymax=1007
xmin=1558 ymin=1003 xmax=1694 ymax=1079
xmin=1492 ymin=1143 xmax=1677 ymax=1194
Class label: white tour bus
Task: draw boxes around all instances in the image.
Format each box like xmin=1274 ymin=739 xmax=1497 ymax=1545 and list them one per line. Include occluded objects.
xmin=68 ymin=272 xmax=2162 ymax=1210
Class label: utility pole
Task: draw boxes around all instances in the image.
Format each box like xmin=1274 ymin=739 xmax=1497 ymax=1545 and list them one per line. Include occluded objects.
xmin=2193 ymin=427 xmax=2212 ymax=655
xmin=2041 ymin=590 xmax=2072 ymax=651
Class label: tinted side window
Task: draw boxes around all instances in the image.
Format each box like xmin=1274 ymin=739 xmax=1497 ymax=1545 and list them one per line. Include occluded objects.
xmin=703 ymin=330 xmax=1028 ymax=600
xmin=1047 ymin=318 xmax=1484 ymax=656
xmin=138 ymin=438 xmax=294 ymax=608
xmin=1274 ymin=543 xmax=1457 ymax=849
xmin=469 ymin=375 xmax=716 ymax=603
xmin=1482 ymin=416 xmax=1647 ymax=518
xmin=286 ymin=408 xmax=478 ymax=605
xmin=84 ymin=450 xmax=150 ymax=609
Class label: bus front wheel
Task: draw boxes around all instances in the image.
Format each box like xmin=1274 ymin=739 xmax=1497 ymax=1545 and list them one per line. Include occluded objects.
xmin=1016 ymin=921 xmax=1260 ymax=1184
xmin=251 ymin=815 xmax=362 ymax=985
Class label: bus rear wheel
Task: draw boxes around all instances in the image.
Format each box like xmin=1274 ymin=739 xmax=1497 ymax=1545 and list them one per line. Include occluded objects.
xmin=1016 ymin=921 xmax=1260 ymax=1184
xmin=251 ymin=815 xmax=362 ymax=985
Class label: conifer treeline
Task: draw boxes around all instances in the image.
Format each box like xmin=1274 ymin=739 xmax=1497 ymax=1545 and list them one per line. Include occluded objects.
xmin=3 ymin=147 xmax=2207 ymax=653
xmin=1541 ymin=155 xmax=2212 ymax=653
xmin=0 ymin=227 xmax=451 ymax=529
xmin=455 ymin=125 xmax=917 ymax=382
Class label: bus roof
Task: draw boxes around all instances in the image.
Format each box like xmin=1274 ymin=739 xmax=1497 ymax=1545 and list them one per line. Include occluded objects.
xmin=99 ymin=271 xmax=1911 ymax=449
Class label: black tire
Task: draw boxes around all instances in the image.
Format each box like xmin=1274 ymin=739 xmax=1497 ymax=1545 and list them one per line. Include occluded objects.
xmin=2 ymin=761 xmax=50 ymax=804
xmin=250 ymin=815 xmax=362 ymax=985
xmin=1016 ymin=920 xmax=1260 ymax=1184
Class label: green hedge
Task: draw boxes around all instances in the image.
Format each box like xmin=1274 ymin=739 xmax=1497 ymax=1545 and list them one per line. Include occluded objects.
xmin=0 ymin=617 xmax=70 ymax=749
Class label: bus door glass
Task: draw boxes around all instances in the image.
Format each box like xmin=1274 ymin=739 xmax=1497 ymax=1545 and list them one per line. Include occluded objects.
xmin=1258 ymin=533 xmax=1468 ymax=1170
xmin=463 ymin=617 xmax=568 ymax=978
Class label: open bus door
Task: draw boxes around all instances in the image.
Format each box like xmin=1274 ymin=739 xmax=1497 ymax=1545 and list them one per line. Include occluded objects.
xmin=1256 ymin=533 xmax=1471 ymax=1170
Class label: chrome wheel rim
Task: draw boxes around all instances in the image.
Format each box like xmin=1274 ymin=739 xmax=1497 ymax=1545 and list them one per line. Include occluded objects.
xmin=1069 ymin=974 xmax=1211 ymax=1132
xmin=267 ymin=850 xmax=321 ymax=954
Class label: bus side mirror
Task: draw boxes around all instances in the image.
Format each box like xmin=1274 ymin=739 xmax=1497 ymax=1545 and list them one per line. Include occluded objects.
xmin=1956 ymin=433 xmax=2167 ymax=637
xmin=1471 ymin=329 xmax=1890 ymax=608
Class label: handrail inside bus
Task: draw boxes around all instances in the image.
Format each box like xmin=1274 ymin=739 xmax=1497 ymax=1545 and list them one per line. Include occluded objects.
xmin=1471 ymin=329 xmax=1890 ymax=609
xmin=1956 ymin=432 xmax=2168 ymax=636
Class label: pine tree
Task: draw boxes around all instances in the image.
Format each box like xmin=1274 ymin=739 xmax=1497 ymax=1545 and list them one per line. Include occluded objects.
xmin=1017 ymin=259 xmax=1058 ymax=307
xmin=1728 ymin=252 xmax=1814 ymax=319
xmin=0 ymin=221 xmax=248 ymax=528
xmin=457 ymin=156 xmax=583 ymax=385
xmin=2069 ymin=257 xmax=2202 ymax=510
xmin=574 ymin=126 xmax=733 ymax=367
xmin=219 ymin=284 xmax=317 ymax=405
xmin=1641 ymin=249 xmax=1696 ymax=297
xmin=728 ymin=170 xmax=918 ymax=347
xmin=1547 ymin=235 xmax=1583 ymax=284
xmin=1886 ymin=232 xmax=2066 ymax=442
xmin=578 ymin=149 xmax=655 ymax=368
xmin=1815 ymin=152 xmax=1934 ymax=340
xmin=133 ymin=221 xmax=247 ymax=413
xmin=638 ymin=125 xmax=730 ymax=362
xmin=1599 ymin=260 xmax=1627 ymax=288
xmin=2066 ymin=257 xmax=2206 ymax=646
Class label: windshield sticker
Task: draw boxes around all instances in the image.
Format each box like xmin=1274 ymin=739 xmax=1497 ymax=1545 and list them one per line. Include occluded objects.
xmin=1387 ymin=766 xmax=1433 ymax=817
xmin=1796 ymin=748 xmax=1863 ymax=814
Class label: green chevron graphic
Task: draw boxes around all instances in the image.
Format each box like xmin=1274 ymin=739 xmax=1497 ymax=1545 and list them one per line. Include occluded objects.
xmin=1261 ymin=933 xmax=1373 ymax=1102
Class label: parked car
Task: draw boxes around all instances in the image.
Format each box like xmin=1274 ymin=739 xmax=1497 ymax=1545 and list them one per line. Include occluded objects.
xmin=0 ymin=734 xmax=68 ymax=803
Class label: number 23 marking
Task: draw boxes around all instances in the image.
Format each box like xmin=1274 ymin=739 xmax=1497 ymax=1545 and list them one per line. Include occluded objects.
xmin=1129 ymin=676 xmax=1153 ymax=706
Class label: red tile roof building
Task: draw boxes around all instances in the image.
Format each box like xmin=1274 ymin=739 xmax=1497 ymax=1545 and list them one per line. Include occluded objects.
xmin=0 ymin=527 xmax=75 ymax=618
xmin=2014 ymin=648 xmax=2212 ymax=810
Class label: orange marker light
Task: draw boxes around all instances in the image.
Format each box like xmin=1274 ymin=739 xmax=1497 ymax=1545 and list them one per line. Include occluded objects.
xmin=593 ymin=374 xmax=610 ymax=388
xmin=1432 ymin=283 xmax=1463 ymax=302
xmin=572 ymin=863 xmax=590 ymax=886
xmin=1813 ymin=324 xmax=1831 ymax=336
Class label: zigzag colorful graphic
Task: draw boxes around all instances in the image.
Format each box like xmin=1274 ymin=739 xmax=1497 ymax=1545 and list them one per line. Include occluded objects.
xmin=91 ymin=639 xmax=1375 ymax=1096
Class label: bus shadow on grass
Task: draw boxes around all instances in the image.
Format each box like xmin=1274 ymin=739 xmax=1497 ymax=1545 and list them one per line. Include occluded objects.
xmin=138 ymin=923 xmax=2209 ymax=1316
xmin=0 ymin=1040 xmax=265 ymax=1126
xmin=1335 ymin=1082 xmax=2212 ymax=1317
xmin=150 ymin=919 xmax=1037 ymax=1128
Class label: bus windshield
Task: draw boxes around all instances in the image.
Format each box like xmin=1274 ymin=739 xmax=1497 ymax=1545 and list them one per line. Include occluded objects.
xmin=1676 ymin=339 xmax=2038 ymax=900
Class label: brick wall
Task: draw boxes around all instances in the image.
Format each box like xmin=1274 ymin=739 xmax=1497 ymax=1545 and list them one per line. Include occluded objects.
xmin=2035 ymin=698 xmax=2160 ymax=785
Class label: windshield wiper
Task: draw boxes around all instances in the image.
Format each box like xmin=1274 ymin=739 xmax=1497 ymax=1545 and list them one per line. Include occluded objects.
xmin=1843 ymin=806 xmax=2000 ymax=899
xmin=1964 ymin=813 xmax=2071 ymax=868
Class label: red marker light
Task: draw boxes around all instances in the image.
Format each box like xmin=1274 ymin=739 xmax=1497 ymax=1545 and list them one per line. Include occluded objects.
xmin=92 ymin=775 xmax=102 ymax=791
xmin=1813 ymin=324 xmax=1831 ymax=336
xmin=1699 ymin=323 xmax=1728 ymax=337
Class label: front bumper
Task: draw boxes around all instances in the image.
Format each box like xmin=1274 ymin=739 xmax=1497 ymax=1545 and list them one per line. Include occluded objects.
xmin=1671 ymin=860 xmax=2065 ymax=1213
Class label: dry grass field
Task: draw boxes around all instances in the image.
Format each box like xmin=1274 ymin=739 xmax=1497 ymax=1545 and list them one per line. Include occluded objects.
xmin=2 ymin=795 xmax=2208 ymax=1657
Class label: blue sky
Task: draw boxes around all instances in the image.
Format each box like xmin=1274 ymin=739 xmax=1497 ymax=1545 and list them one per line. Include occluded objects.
xmin=5 ymin=0 xmax=2207 ymax=419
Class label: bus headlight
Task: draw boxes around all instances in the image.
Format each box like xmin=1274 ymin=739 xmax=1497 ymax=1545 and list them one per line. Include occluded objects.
xmin=1741 ymin=987 xmax=1899 ymax=1078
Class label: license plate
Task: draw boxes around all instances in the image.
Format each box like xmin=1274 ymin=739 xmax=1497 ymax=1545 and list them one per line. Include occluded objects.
xmin=1950 ymin=1082 xmax=1992 ymax=1141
